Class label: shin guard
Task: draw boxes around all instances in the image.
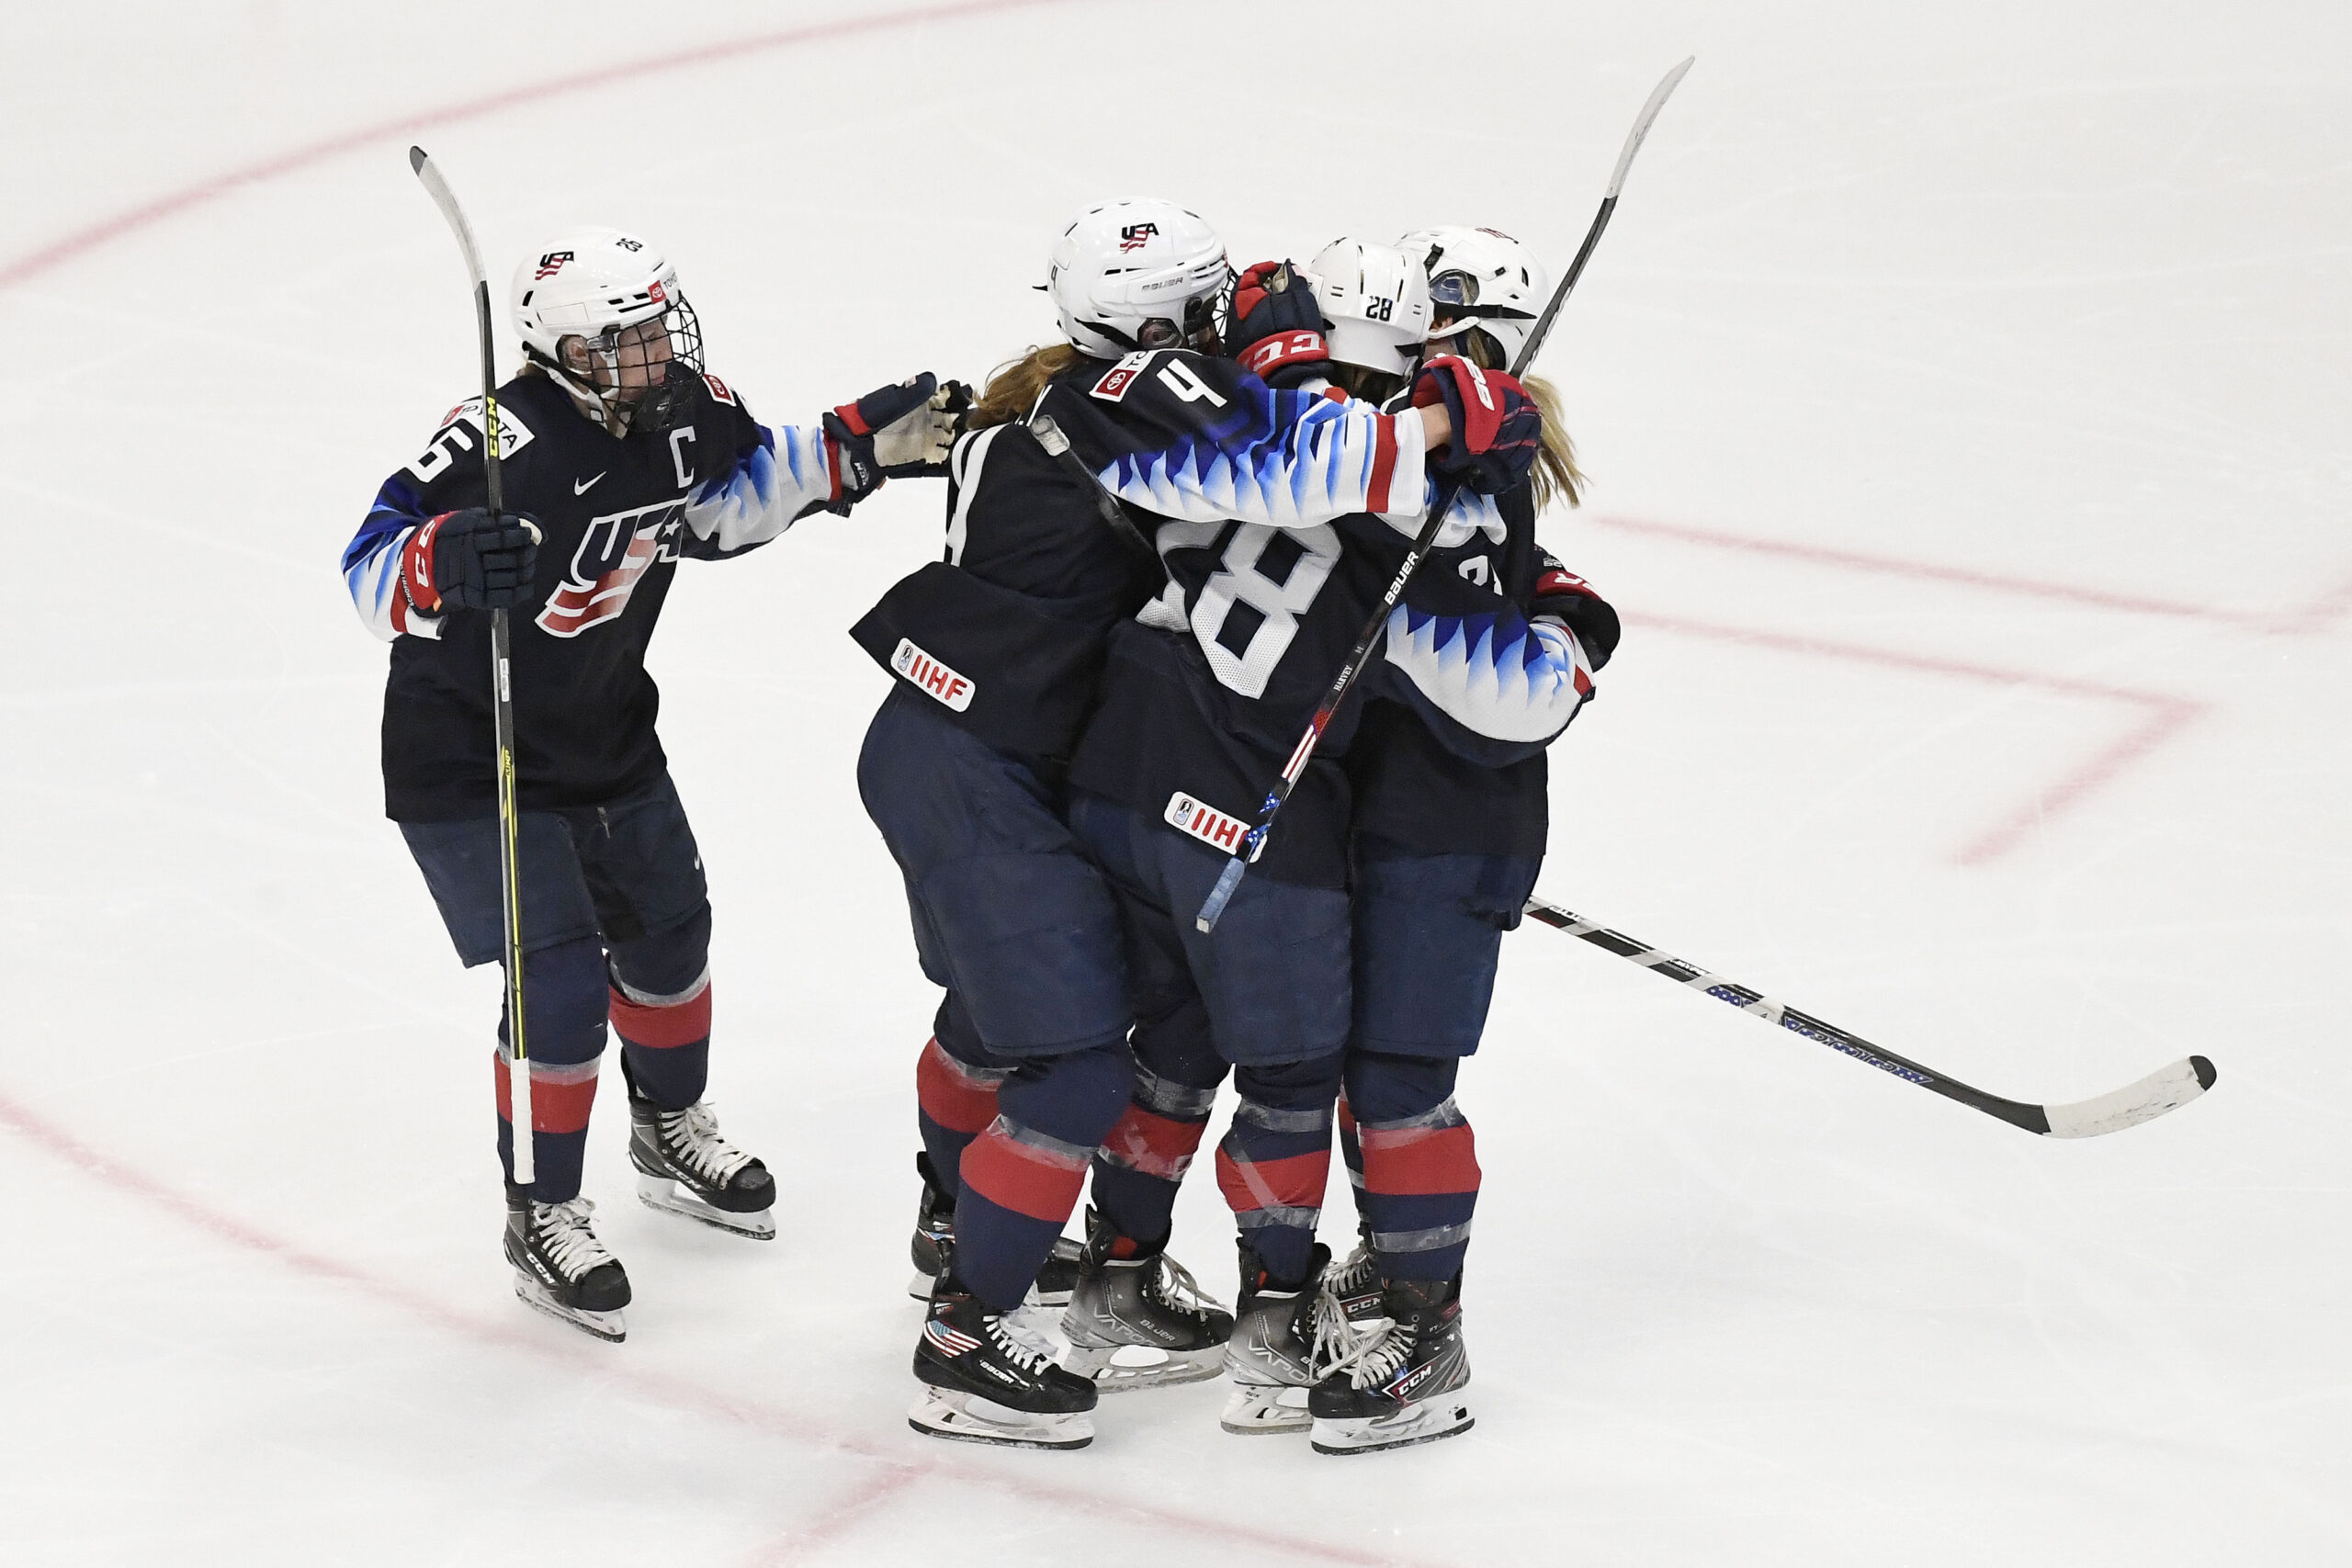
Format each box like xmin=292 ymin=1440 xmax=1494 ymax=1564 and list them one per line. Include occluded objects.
xmin=1346 ymin=1053 xmax=1479 ymax=1282
xmin=1214 ymin=1054 xmax=1343 ymax=1286
xmin=953 ymin=1043 xmax=1133 ymax=1313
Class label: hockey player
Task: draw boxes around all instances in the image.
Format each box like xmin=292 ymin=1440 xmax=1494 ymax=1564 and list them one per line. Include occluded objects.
xmin=854 ymin=202 xmax=1480 ymax=1450
xmin=343 ymin=225 xmax=959 ymax=1341
xmin=1057 ymin=239 xmax=1598 ymax=1438
xmin=1306 ymin=225 xmax=1623 ymax=1453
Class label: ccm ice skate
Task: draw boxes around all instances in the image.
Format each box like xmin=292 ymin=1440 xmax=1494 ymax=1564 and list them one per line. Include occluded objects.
xmin=906 ymin=1152 xmax=1083 ymax=1306
xmin=1308 ymin=1275 xmax=1474 ymax=1454
xmin=628 ymin=1093 xmax=775 ymax=1239
xmin=1059 ymin=1208 xmax=1233 ymax=1392
xmin=910 ymin=1264 xmax=1097 ymax=1450
xmin=505 ymin=1190 xmax=630 ymax=1342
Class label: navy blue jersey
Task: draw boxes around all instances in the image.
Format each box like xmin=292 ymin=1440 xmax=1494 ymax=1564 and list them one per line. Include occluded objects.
xmin=343 ymin=369 xmax=839 ymax=819
xmin=1346 ymin=486 xmax=1554 ymax=858
xmin=850 ymin=349 xmax=1437 ymax=762
xmin=1070 ymin=390 xmax=1595 ymax=887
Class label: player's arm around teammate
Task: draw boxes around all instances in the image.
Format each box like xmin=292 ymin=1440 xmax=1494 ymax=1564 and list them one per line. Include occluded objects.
xmin=341 ymin=226 xmax=957 ymax=1342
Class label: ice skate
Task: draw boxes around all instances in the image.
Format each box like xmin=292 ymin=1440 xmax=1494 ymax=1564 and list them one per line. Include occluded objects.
xmin=504 ymin=1190 xmax=630 ymax=1342
xmin=628 ymin=1093 xmax=776 ymax=1239
xmin=910 ymin=1263 xmax=1097 ymax=1450
xmin=1221 ymin=1239 xmax=1353 ymax=1434
xmin=905 ymin=1153 xmax=1083 ymax=1306
xmin=1308 ymin=1275 xmax=1474 ymax=1454
xmin=1059 ymin=1208 xmax=1234 ymax=1392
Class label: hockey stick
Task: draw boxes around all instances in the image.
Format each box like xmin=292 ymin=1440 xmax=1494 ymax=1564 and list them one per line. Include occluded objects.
xmin=1521 ymin=897 xmax=2217 ymax=1137
xmin=1194 ymin=57 xmax=1697 ymax=933
xmin=409 ymin=146 xmax=535 ymax=1186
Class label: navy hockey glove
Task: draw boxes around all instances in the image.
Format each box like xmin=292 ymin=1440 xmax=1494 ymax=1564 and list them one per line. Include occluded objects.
xmin=823 ymin=373 xmax=960 ymax=512
xmin=1412 ymin=355 xmax=1542 ymax=495
xmin=401 ymin=509 xmax=541 ymax=614
xmin=1225 ymin=261 xmax=1330 ymax=389
xmin=1528 ymin=552 xmax=1620 ymax=671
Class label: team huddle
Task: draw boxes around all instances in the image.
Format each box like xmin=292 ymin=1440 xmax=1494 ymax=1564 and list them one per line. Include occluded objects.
xmin=342 ymin=198 xmax=1620 ymax=1456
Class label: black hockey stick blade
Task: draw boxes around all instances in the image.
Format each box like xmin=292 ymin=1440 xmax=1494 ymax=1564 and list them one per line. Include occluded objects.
xmin=1521 ymin=897 xmax=2218 ymax=1138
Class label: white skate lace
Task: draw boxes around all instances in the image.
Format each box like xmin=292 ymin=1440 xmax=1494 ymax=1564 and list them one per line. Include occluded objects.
xmin=1311 ymin=1277 xmax=1376 ymax=1372
xmin=533 ymin=1198 xmax=616 ymax=1281
xmin=1323 ymin=1314 xmax=1417 ymax=1392
xmin=986 ymin=1313 xmax=1058 ymax=1375
xmin=660 ymin=1102 xmax=756 ymax=1185
xmin=1145 ymin=1253 xmax=1227 ymax=1325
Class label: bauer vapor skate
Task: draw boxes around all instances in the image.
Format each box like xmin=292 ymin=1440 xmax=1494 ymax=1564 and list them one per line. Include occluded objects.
xmin=628 ymin=1093 xmax=775 ymax=1239
xmin=1222 ymin=1239 xmax=1363 ymax=1434
xmin=1059 ymin=1208 xmax=1234 ymax=1393
xmin=906 ymin=1152 xmax=1083 ymax=1306
xmin=505 ymin=1190 xmax=630 ymax=1342
xmin=910 ymin=1262 xmax=1097 ymax=1450
xmin=1308 ymin=1274 xmax=1474 ymax=1455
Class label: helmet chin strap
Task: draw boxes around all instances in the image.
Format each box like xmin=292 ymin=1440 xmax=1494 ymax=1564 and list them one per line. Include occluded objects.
xmin=533 ymin=344 xmax=640 ymax=435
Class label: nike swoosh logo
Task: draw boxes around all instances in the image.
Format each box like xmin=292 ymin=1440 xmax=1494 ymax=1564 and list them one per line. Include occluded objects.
xmin=574 ymin=472 xmax=607 ymax=495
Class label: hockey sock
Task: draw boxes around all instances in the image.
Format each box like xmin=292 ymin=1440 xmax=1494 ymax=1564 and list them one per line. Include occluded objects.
xmin=1338 ymin=1090 xmax=1372 ymax=1227
xmin=1092 ymin=1057 xmax=1225 ymax=1257
xmin=953 ymin=1042 xmax=1134 ymax=1314
xmin=494 ymin=936 xmax=610 ymax=1204
xmin=1345 ymin=1052 xmax=1479 ymax=1282
xmin=1215 ymin=1052 xmax=1344 ymax=1286
xmin=606 ymin=919 xmax=712 ymax=1111
xmin=915 ymin=1004 xmax=1013 ymax=1202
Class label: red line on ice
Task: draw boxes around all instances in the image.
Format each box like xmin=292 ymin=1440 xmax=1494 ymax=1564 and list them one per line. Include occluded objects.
xmin=0 ymin=1085 xmax=1413 ymax=1567
xmin=1590 ymin=513 xmax=2352 ymax=635
xmin=1638 ymin=614 xmax=2207 ymax=864
xmin=0 ymin=0 xmax=1075 ymax=292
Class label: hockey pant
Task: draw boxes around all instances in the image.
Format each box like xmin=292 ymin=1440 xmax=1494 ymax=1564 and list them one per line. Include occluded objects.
xmin=1336 ymin=841 xmax=1541 ymax=1281
xmin=399 ymin=768 xmax=715 ymax=1205
xmin=1069 ymin=789 xmax=1351 ymax=1287
xmin=859 ymin=685 xmax=1131 ymax=1310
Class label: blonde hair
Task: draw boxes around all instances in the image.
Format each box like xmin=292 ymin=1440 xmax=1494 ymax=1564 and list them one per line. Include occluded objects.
xmin=970 ymin=343 xmax=1088 ymax=430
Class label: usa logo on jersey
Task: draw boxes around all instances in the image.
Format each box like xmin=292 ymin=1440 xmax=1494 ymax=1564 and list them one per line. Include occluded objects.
xmin=537 ymin=501 xmax=684 ymax=637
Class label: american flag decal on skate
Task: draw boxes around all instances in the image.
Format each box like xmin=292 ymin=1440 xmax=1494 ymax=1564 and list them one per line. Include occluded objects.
xmin=924 ymin=1320 xmax=981 ymax=1357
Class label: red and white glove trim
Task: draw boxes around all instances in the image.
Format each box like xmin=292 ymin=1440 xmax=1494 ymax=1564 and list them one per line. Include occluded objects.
xmin=1236 ymin=329 xmax=1329 ymax=380
xmin=401 ymin=513 xmax=450 ymax=614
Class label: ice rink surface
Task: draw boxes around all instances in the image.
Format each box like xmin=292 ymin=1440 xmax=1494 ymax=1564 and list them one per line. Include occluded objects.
xmin=3 ymin=1 xmax=2347 ymax=1562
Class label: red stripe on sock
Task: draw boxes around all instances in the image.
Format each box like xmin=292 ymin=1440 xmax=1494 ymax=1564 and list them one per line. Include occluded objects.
xmin=1216 ymin=1148 xmax=1331 ymax=1214
xmin=915 ymin=1038 xmax=1000 ymax=1135
xmin=1097 ymin=1105 xmax=1207 ymax=1180
xmin=607 ymin=983 xmax=711 ymax=1050
xmin=1359 ymin=1122 xmax=1480 ymax=1197
xmin=959 ymin=1126 xmax=1087 ymax=1224
xmin=493 ymin=1056 xmax=600 ymax=1134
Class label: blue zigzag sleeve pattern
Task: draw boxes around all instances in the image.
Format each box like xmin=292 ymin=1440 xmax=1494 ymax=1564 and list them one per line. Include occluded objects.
xmin=681 ymin=422 xmax=836 ymax=558
xmin=342 ymin=474 xmax=442 ymax=642
xmin=1381 ymin=603 xmax=1595 ymax=757
xmin=1100 ymin=381 xmax=1428 ymax=528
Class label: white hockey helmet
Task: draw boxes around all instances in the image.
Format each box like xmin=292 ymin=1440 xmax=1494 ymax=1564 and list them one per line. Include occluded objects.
xmin=1046 ymin=200 xmax=1231 ymax=359
xmin=1396 ymin=225 xmax=1550 ymax=368
xmin=511 ymin=225 xmax=705 ymax=427
xmin=1304 ymin=238 xmax=1432 ymax=378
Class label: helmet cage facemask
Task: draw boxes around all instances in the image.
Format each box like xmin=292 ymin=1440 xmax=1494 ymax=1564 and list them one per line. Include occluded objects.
xmin=538 ymin=292 xmax=706 ymax=434
xmin=1096 ymin=276 xmax=1228 ymax=355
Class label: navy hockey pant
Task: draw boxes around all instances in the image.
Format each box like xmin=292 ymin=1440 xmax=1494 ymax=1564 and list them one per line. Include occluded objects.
xmin=1068 ymin=790 xmax=1351 ymax=1287
xmin=1338 ymin=840 xmax=1541 ymax=1283
xmin=858 ymin=687 xmax=1132 ymax=1312
xmin=400 ymin=769 xmax=715 ymax=1205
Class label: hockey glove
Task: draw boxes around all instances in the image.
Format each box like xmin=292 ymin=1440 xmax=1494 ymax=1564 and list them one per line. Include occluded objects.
xmin=823 ymin=373 xmax=962 ymax=512
xmin=1528 ymin=551 xmax=1620 ymax=671
xmin=401 ymin=508 xmax=541 ymax=614
xmin=1413 ymin=355 xmax=1542 ymax=496
xmin=1225 ymin=261 xmax=1330 ymax=389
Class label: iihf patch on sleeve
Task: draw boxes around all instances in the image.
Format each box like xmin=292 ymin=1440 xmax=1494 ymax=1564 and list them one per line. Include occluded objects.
xmin=1091 ymin=350 xmax=1155 ymax=402
xmin=701 ymin=372 xmax=737 ymax=406
xmin=891 ymin=637 xmax=975 ymax=711
xmin=1163 ymin=792 xmax=1263 ymax=861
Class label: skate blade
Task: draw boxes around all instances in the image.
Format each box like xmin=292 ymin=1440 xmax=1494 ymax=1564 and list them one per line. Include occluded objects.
xmin=512 ymin=1277 xmax=626 ymax=1343
xmin=1309 ymin=1401 xmax=1474 ymax=1455
xmin=636 ymin=1174 xmax=776 ymax=1239
xmin=1062 ymin=1341 xmax=1227 ymax=1393
xmin=1220 ymin=1380 xmax=1313 ymax=1435
xmin=908 ymin=1387 xmax=1092 ymax=1450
